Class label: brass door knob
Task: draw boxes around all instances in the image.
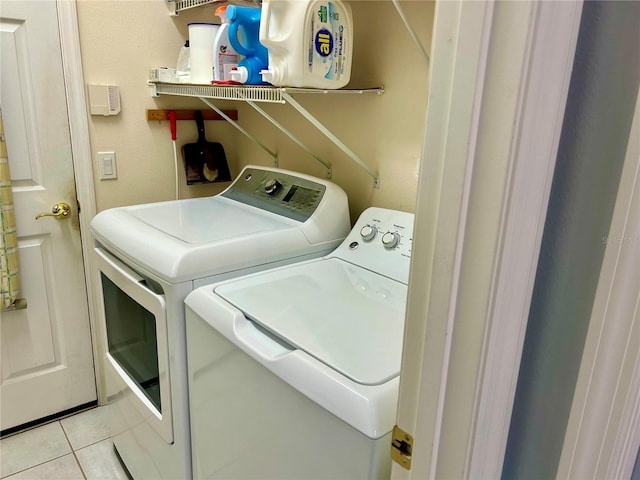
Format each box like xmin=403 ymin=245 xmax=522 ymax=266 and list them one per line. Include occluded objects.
xmin=35 ymin=202 xmax=72 ymax=220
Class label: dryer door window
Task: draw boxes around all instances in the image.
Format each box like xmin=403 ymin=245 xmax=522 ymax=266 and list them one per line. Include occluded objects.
xmin=101 ymin=274 xmax=161 ymax=411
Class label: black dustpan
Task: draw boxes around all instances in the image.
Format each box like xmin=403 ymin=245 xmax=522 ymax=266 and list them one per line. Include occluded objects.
xmin=181 ymin=110 xmax=231 ymax=184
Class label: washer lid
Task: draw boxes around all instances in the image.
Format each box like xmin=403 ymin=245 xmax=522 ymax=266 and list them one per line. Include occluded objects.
xmin=215 ymin=258 xmax=408 ymax=386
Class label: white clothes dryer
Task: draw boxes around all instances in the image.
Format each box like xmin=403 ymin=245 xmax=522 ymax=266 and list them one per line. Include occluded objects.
xmin=185 ymin=207 xmax=414 ymax=479
xmin=90 ymin=166 xmax=350 ymax=480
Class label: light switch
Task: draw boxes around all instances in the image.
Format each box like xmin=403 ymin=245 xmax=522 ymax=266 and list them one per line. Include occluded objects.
xmin=98 ymin=151 xmax=117 ymax=180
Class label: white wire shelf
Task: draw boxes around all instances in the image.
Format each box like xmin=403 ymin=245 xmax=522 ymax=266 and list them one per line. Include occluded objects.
xmin=172 ymin=0 xmax=216 ymax=12
xmin=167 ymin=0 xmax=241 ymax=15
xmin=149 ymin=82 xmax=384 ymax=104
xmin=149 ymin=81 xmax=384 ymax=186
xmin=167 ymin=0 xmax=271 ymax=15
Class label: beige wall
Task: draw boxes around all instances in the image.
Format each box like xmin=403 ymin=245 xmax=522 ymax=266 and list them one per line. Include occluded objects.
xmin=76 ymin=0 xmax=433 ymax=222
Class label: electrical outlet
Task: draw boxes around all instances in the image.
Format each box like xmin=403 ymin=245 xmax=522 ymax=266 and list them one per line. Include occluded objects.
xmin=98 ymin=151 xmax=117 ymax=180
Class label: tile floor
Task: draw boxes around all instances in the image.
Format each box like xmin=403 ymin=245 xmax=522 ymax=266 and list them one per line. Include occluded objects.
xmin=0 ymin=407 xmax=130 ymax=479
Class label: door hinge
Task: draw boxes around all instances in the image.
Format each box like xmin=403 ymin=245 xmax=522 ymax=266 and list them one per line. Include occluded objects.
xmin=391 ymin=425 xmax=413 ymax=470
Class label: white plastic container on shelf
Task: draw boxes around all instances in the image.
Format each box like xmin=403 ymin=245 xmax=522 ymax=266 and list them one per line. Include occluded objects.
xmin=188 ymin=22 xmax=219 ymax=84
xmin=259 ymin=0 xmax=353 ymax=89
xmin=176 ymin=40 xmax=191 ymax=83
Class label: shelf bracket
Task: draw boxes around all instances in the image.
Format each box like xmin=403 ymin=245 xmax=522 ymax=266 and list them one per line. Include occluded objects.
xmin=198 ymin=97 xmax=279 ymax=167
xmin=280 ymin=91 xmax=379 ymax=188
xmin=392 ymin=0 xmax=430 ymax=66
xmin=149 ymin=80 xmax=382 ymax=186
xmin=244 ymin=99 xmax=332 ymax=179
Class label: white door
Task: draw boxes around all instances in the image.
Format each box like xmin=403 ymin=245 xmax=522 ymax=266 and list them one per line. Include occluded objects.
xmin=0 ymin=0 xmax=96 ymax=431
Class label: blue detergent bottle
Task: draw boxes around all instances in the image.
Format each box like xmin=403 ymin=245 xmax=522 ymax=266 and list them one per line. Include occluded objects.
xmin=227 ymin=5 xmax=269 ymax=85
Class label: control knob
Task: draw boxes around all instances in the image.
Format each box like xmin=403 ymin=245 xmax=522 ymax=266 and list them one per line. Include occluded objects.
xmin=382 ymin=231 xmax=401 ymax=249
xmin=264 ymin=179 xmax=282 ymax=196
xmin=360 ymin=224 xmax=378 ymax=241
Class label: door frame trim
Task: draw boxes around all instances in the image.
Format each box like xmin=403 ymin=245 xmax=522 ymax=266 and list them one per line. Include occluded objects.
xmin=393 ymin=1 xmax=583 ymax=478
xmin=393 ymin=1 xmax=496 ymax=477
xmin=57 ymin=0 xmax=104 ymax=402
xmin=465 ymin=1 xmax=584 ymax=477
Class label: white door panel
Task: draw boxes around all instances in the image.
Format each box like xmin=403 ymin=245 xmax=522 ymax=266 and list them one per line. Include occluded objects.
xmin=2 ymin=237 xmax=58 ymax=374
xmin=0 ymin=0 xmax=96 ymax=431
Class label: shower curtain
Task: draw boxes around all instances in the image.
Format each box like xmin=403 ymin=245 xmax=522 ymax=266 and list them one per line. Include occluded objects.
xmin=0 ymin=109 xmax=20 ymax=310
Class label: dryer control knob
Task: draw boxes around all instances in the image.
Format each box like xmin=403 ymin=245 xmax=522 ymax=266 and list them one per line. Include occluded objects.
xmin=382 ymin=232 xmax=401 ymax=249
xmin=360 ymin=224 xmax=378 ymax=241
xmin=264 ymin=179 xmax=282 ymax=195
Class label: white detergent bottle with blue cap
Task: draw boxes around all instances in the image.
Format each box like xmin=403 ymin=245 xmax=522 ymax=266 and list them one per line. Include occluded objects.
xmin=259 ymin=0 xmax=353 ymax=89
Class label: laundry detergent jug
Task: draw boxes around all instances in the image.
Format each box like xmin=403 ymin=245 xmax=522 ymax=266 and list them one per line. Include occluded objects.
xmin=227 ymin=5 xmax=269 ymax=85
xmin=259 ymin=0 xmax=353 ymax=88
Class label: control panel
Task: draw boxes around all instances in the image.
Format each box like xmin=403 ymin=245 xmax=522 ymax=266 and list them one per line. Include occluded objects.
xmin=221 ymin=167 xmax=326 ymax=222
xmin=331 ymin=207 xmax=414 ymax=285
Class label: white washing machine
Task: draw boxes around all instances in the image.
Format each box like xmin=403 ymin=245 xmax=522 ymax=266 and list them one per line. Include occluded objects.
xmin=185 ymin=207 xmax=414 ymax=479
xmin=89 ymin=165 xmax=350 ymax=479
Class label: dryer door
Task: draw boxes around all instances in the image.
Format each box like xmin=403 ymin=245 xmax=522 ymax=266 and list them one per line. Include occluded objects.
xmin=94 ymin=247 xmax=173 ymax=444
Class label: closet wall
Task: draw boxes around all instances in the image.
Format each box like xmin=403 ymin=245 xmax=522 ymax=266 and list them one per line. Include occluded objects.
xmin=76 ymin=0 xmax=434 ymax=221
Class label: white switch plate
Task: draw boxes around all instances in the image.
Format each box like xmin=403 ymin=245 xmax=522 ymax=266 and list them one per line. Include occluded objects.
xmin=98 ymin=151 xmax=117 ymax=180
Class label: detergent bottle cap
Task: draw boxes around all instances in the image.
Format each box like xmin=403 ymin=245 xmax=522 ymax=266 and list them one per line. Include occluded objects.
xmin=215 ymin=5 xmax=229 ymax=22
xmin=261 ymin=66 xmax=282 ymax=85
xmin=226 ymin=4 xmax=238 ymax=21
xmin=260 ymin=68 xmax=274 ymax=84
xmin=229 ymin=66 xmax=248 ymax=84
